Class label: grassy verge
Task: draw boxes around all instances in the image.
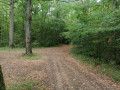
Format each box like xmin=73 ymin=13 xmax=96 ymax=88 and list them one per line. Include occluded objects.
xmin=0 ymin=44 xmax=62 ymax=52
xmin=7 ymin=81 xmax=46 ymax=90
xmin=19 ymin=53 xmax=42 ymax=61
xmin=71 ymin=48 xmax=120 ymax=82
xmin=0 ymin=47 xmax=25 ymax=52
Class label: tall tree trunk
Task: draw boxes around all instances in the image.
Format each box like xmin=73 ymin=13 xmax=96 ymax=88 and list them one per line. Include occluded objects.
xmin=9 ymin=0 xmax=14 ymax=47
xmin=22 ymin=16 xmax=25 ymax=46
xmin=0 ymin=65 xmax=6 ymax=90
xmin=26 ymin=0 xmax=32 ymax=54
xmin=54 ymin=0 xmax=56 ymax=4
xmin=112 ymin=0 xmax=114 ymax=11
xmin=115 ymin=0 xmax=118 ymax=9
xmin=102 ymin=0 xmax=105 ymax=15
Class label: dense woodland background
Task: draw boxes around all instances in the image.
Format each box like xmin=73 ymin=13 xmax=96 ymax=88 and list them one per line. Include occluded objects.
xmin=0 ymin=0 xmax=120 ymax=66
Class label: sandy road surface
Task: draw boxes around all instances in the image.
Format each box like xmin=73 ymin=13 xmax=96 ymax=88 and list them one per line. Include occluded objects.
xmin=0 ymin=45 xmax=119 ymax=90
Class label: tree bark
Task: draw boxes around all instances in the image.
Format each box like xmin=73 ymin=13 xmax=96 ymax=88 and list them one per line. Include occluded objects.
xmin=0 ymin=65 xmax=6 ymax=90
xmin=115 ymin=0 xmax=118 ymax=9
xmin=102 ymin=0 xmax=105 ymax=15
xmin=9 ymin=0 xmax=14 ymax=47
xmin=112 ymin=0 xmax=114 ymax=11
xmin=26 ymin=0 xmax=32 ymax=54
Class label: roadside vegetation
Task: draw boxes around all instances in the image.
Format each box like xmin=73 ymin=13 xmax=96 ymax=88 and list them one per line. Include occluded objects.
xmin=71 ymin=47 xmax=120 ymax=82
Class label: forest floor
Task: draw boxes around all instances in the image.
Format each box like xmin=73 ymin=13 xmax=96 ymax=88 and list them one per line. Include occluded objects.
xmin=0 ymin=45 xmax=120 ymax=90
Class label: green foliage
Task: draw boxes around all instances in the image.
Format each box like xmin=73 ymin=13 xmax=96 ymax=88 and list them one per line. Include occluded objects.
xmin=31 ymin=1 xmax=68 ymax=47
xmin=63 ymin=0 xmax=120 ymax=65
xmin=0 ymin=0 xmax=68 ymax=47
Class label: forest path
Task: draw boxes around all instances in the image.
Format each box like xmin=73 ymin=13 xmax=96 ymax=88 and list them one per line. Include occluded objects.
xmin=35 ymin=45 xmax=119 ymax=90
xmin=0 ymin=45 xmax=119 ymax=90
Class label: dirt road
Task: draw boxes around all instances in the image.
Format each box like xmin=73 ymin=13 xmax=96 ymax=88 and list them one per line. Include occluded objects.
xmin=0 ymin=45 xmax=119 ymax=90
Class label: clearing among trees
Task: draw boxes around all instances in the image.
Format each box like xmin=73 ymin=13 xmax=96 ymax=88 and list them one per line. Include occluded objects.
xmin=0 ymin=45 xmax=119 ymax=90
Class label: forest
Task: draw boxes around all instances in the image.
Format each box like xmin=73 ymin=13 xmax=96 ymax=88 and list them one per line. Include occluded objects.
xmin=0 ymin=0 xmax=120 ymax=90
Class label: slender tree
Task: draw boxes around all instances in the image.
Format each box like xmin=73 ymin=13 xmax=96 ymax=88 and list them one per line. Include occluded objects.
xmin=112 ymin=0 xmax=114 ymax=11
xmin=26 ymin=0 xmax=32 ymax=54
xmin=115 ymin=0 xmax=119 ymax=9
xmin=102 ymin=0 xmax=105 ymax=15
xmin=0 ymin=65 xmax=6 ymax=90
xmin=9 ymin=0 xmax=14 ymax=47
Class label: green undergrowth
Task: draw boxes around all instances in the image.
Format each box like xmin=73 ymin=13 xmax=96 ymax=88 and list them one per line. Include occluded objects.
xmin=71 ymin=48 xmax=120 ymax=82
xmin=7 ymin=81 xmax=46 ymax=90
xmin=19 ymin=53 xmax=42 ymax=60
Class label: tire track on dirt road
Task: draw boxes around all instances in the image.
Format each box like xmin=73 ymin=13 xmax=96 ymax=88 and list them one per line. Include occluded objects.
xmin=36 ymin=45 xmax=119 ymax=90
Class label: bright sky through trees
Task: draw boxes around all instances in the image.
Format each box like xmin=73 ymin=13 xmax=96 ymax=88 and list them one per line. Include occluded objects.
xmin=97 ymin=0 xmax=100 ymax=2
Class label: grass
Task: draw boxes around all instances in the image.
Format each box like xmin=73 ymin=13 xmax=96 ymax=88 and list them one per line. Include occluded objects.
xmin=0 ymin=47 xmax=45 ymax=90
xmin=19 ymin=53 xmax=42 ymax=61
xmin=71 ymin=48 xmax=120 ymax=82
xmin=7 ymin=81 xmax=46 ymax=90
xmin=0 ymin=47 xmax=25 ymax=52
xmin=0 ymin=47 xmax=44 ymax=52
xmin=0 ymin=44 xmax=62 ymax=52
xmin=0 ymin=47 xmax=42 ymax=60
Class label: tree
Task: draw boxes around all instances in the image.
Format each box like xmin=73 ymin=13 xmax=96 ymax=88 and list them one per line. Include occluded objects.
xmin=115 ymin=0 xmax=119 ymax=9
xmin=9 ymin=0 xmax=14 ymax=47
xmin=26 ymin=0 xmax=32 ymax=54
xmin=0 ymin=65 xmax=6 ymax=90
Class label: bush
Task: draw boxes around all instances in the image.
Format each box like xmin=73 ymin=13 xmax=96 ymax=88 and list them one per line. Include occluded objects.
xmin=64 ymin=5 xmax=120 ymax=65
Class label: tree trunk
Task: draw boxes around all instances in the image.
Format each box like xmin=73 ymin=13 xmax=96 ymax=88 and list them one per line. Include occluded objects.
xmin=0 ymin=65 xmax=6 ymax=90
xmin=112 ymin=0 xmax=114 ymax=11
xmin=115 ymin=0 xmax=118 ymax=9
xmin=26 ymin=0 xmax=32 ymax=54
xmin=102 ymin=0 xmax=105 ymax=15
xmin=22 ymin=16 xmax=25 ymax=47
xmin=9 ymin=0 xmax=14 ymax=47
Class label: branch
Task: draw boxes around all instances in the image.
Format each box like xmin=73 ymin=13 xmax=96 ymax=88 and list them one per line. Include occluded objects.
xmin=2 ymin=6 xmax=9 ymax=11
xmin=0 ymin=1 xmax=10 ymax=5
xmin=79 ymin=0 xmax=83 ymax=3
